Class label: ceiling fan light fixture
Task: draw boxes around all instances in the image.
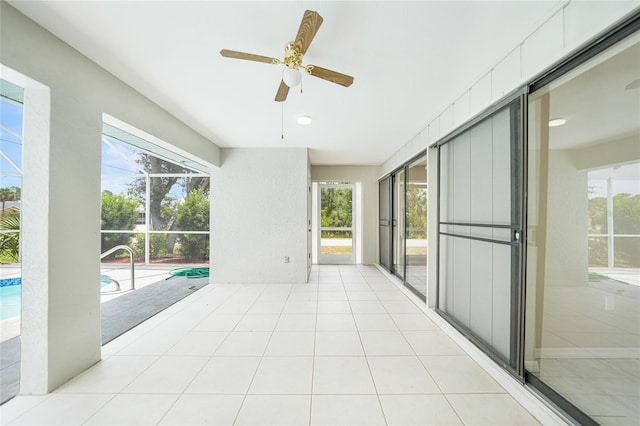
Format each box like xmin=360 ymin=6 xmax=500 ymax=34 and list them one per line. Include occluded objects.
xmin=297 ymin=115 xmax=312 ymax=125
xmin=283 ymin=67 xmax=302 ymax=88
xmin=548 ymin=117 xmax=567 ymax=127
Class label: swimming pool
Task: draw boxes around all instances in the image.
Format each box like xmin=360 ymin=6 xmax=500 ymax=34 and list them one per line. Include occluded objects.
xmin=0 ymin=276 xmax=115 ymax=321
xmin=0 ymin=281 xmax=21 ymax=320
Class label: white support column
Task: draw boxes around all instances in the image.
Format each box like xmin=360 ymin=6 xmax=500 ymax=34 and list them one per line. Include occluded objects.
xmin=3 ymin=64 xmax=103 ymax=394
xmin=15 ymin=73 xmax=51 ymax=394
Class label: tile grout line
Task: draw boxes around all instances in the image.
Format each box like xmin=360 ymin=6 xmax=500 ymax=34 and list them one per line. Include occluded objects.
xmin=62 ymin=287 xmax=242 ymax=425
xmin=231 ymin=283 xmax=290 ymax=426
xmin=308 ymin=269 xmax=320 ymax=426
xmin=145 ymin=284 xmax=243 ymax=425
xmin=345 ymin=268 xmax=390 ymax=426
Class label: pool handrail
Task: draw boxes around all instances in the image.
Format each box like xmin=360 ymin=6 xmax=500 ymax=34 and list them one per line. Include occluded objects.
xmin=100 ymin=245 xmax=135 ymax=291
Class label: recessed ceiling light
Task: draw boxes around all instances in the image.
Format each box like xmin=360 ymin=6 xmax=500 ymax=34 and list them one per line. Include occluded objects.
xmin=297 ymin=115 xmax=312 ymax=125
xmin=548 ymin=118 xmax=567 ymax=127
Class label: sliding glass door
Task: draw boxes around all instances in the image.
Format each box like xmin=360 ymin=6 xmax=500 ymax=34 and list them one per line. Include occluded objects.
xmin=437 ymin=95 xmax=524 ymax=374
xmin=525 ymin=31 xmax=639 ymax=425
xmin=379 ymin=153 xmax=428 ymax=299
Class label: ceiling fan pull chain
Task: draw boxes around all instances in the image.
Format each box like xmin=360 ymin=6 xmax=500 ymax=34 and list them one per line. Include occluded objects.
xmin=281 ymin=102 xmax=285 ymax=140
xmin=300 ymin=75 xmax=303 ymax=94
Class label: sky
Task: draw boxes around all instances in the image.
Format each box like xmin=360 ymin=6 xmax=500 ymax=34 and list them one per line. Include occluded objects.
xmin=0 ymin=96 xmax=202 ymax=200
xmin=0 ymin=98 xmax=23 ymax=191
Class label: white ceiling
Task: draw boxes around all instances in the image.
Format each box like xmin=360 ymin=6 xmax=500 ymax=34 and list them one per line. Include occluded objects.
xmin=9 ymin=1 xmax=564 ymax=165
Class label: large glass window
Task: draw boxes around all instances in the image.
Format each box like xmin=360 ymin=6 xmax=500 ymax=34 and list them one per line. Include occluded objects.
xmin=0 ymin=79 xmax=24 ymax=404
xmin=101 ymin=125 xmax=210 ymax=266
xmin=0 ymin=81 xmax=23 ymax=266
xmin=525 ymin=34 xmax=639 ymax=425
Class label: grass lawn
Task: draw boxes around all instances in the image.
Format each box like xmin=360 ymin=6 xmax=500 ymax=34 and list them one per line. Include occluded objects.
xmin=321 ymin=246 xmax=353 ymax=255
xmin=320 ymin=246 xmax=427 ymax=256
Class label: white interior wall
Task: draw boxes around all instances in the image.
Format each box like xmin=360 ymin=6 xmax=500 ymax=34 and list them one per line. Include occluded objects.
xmin=212 ymin=148 xmax=309 ymax=283
xmin=310 ymin=165 xmax=380 ymax=265
xmin=378 ymin=0 xmax=638 ymax=302
xmin=0 ymin=2 xmax=220 ymax=393
xmin=381 ymin=1 xmax=639 ymax=176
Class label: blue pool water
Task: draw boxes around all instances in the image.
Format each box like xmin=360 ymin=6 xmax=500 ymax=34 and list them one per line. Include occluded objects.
xmin=0 ymin=276 xmax=115 ymax=321
xmin=0 ymin=283 xmax=21 ymax=320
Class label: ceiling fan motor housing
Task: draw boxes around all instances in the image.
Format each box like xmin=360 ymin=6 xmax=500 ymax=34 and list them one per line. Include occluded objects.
xmin=284 ymin=42 xmax=303 ymax=69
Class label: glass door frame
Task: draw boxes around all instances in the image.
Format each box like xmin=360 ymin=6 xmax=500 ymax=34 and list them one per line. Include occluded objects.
xmin=434 ymin=90 xmax=527 ymax=380
xmin=317 ymin=181 xmax=355 ymax=265
xmin=392 ymin=168 xmax=405 ymax=281
xmin=378 ymin=175 xmax=392 ymax=270
xmin=379 ymin=150 xmax=429 ymax=302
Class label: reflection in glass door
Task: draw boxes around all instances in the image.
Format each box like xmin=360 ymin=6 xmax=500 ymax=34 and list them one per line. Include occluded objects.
xmin=406 ymin=157 xmax=428 ymax=296
xmin=318 ymin=182 xmax=354 ymax=264
xmin=525 ymin=34 xmax=639 ymax=425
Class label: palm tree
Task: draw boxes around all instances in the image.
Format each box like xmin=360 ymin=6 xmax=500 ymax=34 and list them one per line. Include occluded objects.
xmin=0 ymin=188 xmax=17 ymax=219
xmin=0 ymin=212 xmax=20 ymax=262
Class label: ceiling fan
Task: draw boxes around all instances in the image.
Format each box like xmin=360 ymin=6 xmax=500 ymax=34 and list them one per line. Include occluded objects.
xmin=220 ymin=9 xmax=354 ymax=102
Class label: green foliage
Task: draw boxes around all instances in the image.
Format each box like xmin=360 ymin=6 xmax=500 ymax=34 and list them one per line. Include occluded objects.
xmin=0 ymin=186 xmax=20 ymax=221
xmin=151 ymin=233 xmax=175 ymax=258
xmin=0 ymin=187 xmax=20 ymax=201
xmin=321 ymin=188 xmax=352 ymax=238
xmin=613 ymin=193 xmax=640 ymax=266
xmin=101 ymin=191 xmax=139 ymax=255
xmin=0 ymin=210 xmax=20 ymax=263
xmin=588 ymin=237 xmax=608 ymax=267
xmin=406 ymin=187 xmax=427 ymax=239
xmin=588 ymin=193 xmax=640 ymax=267
xmin=588 ymin=197 xmax=607 ymax=233
xmin=132 ymin=233 xmax=145 ymax=260
xmin=613 ymin=193 xmax=640 ymax=234
xmin=175 ymin=189 xmax=210 ymax=261
xmin=129 ymin=155 xmax=210 ymax=231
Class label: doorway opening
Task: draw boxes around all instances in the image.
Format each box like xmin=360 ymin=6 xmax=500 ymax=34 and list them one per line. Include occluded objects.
xmin=314 ymin=182 xmax=355 ymax=265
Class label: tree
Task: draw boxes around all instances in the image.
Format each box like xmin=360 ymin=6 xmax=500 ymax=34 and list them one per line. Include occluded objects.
xmin=406 ymin=187 xmax=427 ymax=239
xmin=321 ymin=188 xmax=352 ymax=237
xmin=101 ymin=190 xmax=139 ymax=255
xmin=0 ymin=187 xmax=19 ymax=219
xmin=588 ymin=193 xmax=640 ymax=267
xmin=588 ymin=197 xmax=607 ymax=233
xmin=130 ymin=154 xmax=210 ymax=231
xmin=612 ymin=193 xmax=640 ymax=267
xmin=175 ymin=189 xmax=210 ymax=262
xmin=0 ymin=209 xmax=20 ymax=263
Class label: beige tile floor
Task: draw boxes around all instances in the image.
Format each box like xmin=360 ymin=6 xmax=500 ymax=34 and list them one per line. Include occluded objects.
xmin=1 ymin=265 xmax=550 ymax=426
